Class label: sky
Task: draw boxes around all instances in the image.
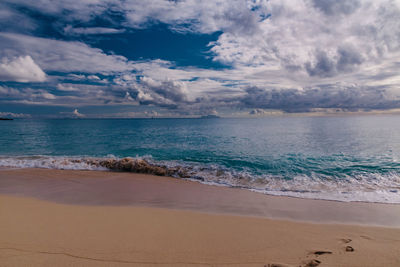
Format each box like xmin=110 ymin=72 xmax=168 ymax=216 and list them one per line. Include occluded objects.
xmin=0 ymin=0 xmax=400 ymax=118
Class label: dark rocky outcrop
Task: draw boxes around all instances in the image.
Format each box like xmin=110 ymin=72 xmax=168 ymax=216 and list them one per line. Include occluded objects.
xmin=83 ymin=157 xmax=195 ymax=178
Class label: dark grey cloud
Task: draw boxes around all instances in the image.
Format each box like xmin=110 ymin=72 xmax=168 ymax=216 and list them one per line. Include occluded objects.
xmin=305 ymin=51 xmax=336 ymax=78
xmin=311 ymin=0 xmax=361 ymax=16
xmin=249 ymin=108 xmax=268 ymax=115
xmin=126 ymin=82 xmax=400 ymax=115
xmin=336 ymin=45 xmax=364 ymax=72
xmin=239 ymin=85 xmax=400 ymax=112
xmin=141 ymin=78 xmax=188 ymax=103
xmin=305 ymin=45 xmax=364 ymax=77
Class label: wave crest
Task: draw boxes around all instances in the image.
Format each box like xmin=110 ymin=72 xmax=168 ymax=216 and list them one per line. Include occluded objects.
xmin=1 ymin=155 xmax=400 ymax=204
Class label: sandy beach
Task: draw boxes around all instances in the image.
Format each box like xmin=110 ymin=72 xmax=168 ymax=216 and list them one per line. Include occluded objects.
xmin=1 ymin=168 xmax=400 ymax=266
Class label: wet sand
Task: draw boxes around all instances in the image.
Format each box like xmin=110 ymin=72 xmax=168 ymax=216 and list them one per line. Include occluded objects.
xmin=1 ymin=168 xmax=400 ymax=266
xmin=1 ymin=168 xmax=400 ymax=226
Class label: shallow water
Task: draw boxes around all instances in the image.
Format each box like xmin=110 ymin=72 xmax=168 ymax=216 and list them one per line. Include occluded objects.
xmin=1 ymin=115 xmax=400 ymax=203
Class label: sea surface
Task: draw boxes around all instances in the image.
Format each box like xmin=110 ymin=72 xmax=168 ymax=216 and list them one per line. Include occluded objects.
xmin=1 ymin=115 xmax=400 ymax=203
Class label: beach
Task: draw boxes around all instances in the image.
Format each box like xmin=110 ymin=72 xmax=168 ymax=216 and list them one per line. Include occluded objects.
xmin=3 ymin=0 xmax=400 ymax=265
xmin=1 ymin=168 xmax=400 ymax=266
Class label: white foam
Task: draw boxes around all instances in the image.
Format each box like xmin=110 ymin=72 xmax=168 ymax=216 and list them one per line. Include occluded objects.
xmin=1 ymin=156 xmax=399 ymax=204
xmin=0 ymin=156 xmax=107 ymax=171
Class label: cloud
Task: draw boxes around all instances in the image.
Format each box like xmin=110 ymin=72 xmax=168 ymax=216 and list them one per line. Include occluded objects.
xmin=239 ymin=84 xmax=400 ymax=112
xmin=0 ymin=85 xmax=59 ymax=103
xmin=41 ymin=92 xmax=56 ymax=100
xmin=59 ymin=108 xmax=85 ymax=118
xmin=3 ymin=0 xmax=399 ymax=81
xmin=138 ymin=77 xmax=188 ymax=104
xmin=2 ymin=0 xmax=268 ymax=34
xmin=69 ymin=0 xmax=267 ymax=34
xmin=311 ymin=0 xmax=361 ymax=16
xmin=1 ymin=0 xmax=110 ymax=23
xmin=0 ymin=55 xmax=46 ymax=82
xmin=57 ymin=83 xmax=79 ymax=91
xmin=64 ymin=26 xmax=125 ymax=35
xmin=87 ymin=75 xmax=100 ymax=80
xmin=73 ymin=108 xmax=84 ymax=117
xmin=0 ymin=33 xmax=132 ymax=74
xmin=115 ymin=76 xmax=191 ymax=109
xmin=0 ymin=3 xmax=37 ymax=33
xmin=249 ymin=108 xmax=267 ymax=115
xmin=67 ymin=74 xmax=86 ymax=80
xmin=0 ymin=112 xmax=31 ymax=118
xmin=3 ymin=0 xmax=400 ymax=78
xmin=1 ymin=0 xmax=400 ymax=116
xmin=210 ymin=0 xmax=400 ymax=78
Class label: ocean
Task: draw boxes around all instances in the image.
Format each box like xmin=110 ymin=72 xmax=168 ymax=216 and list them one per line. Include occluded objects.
xmin=1 ymin=115 xmax=400 ymax=203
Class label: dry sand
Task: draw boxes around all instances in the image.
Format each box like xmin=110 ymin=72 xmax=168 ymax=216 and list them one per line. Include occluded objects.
xmin=0 ymin=168 xmax=400 ymax=266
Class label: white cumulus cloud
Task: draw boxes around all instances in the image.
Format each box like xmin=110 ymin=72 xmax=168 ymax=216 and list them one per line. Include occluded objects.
xmin=0 ymin=55 xmax=46 ymax=82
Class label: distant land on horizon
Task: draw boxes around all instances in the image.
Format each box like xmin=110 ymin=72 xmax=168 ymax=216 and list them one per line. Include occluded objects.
xmin=199 ymin=114 xmax=220 ymax=119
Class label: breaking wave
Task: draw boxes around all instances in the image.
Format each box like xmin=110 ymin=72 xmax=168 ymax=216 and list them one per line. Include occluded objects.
xmin=1 ymin=155 xmax=400 ymax=204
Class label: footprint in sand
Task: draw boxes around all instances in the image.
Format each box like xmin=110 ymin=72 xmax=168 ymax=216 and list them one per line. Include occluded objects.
xmin=312 ymin=250 xmax=332 ymax=255
xmin=265 ymin=254 xmax=326 ymax=267
xmin=302 ymin=259 xmax=321 ymax=267
xmin=340 ymin=238 xmax=355 ymax=252
xmin=296 ymin=249 xmax=332 ymax=267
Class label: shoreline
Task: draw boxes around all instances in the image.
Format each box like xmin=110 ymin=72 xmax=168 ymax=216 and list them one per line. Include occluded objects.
xmin=3 ymin=166 xmax=399 ymax=206
xmin=1 ymin=168 xmax=400 ymax=266
xmin=2 ymin=154 xmax=399 ymax=204
xmin=1 ymin=167 xmax=400 ymax=227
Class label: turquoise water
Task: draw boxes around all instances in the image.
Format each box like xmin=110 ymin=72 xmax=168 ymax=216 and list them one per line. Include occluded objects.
xmin=1 ymin=116 xmax=400 ymax=203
